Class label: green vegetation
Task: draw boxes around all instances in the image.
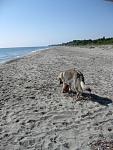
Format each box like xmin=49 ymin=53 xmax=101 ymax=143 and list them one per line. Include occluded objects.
xmin=60 ymin=37 xmax=113 ymax=46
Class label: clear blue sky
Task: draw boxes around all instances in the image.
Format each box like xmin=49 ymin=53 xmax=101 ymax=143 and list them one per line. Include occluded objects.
xmin=0 ymin=0 xmax=113 ymax=48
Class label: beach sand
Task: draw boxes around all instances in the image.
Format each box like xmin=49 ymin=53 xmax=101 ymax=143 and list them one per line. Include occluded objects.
xmin=0 ymin=46 xmax=113 ymax=150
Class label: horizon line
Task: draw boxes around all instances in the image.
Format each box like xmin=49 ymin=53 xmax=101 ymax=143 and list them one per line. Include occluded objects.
xmin=0 ymin=36 xmax=113 ymax=48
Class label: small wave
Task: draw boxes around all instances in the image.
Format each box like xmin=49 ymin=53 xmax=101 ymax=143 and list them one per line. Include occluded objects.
xmin=31 ymin=50 xmax=37 ymax=53
xmin=16 ymin=55 xmax=20 ymax=58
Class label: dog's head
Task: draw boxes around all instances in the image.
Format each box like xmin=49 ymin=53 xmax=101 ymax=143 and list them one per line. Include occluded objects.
xmin=63 ymin=83 xmax=69 ymax=93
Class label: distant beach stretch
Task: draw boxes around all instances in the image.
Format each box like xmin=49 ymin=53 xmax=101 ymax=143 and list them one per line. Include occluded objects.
xmin=0 ymin=46 xmax=113 ymax=149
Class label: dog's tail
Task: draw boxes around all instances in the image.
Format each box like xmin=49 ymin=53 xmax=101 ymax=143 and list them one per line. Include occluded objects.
xmin=80 ymin=81 xmax=91 ymax=93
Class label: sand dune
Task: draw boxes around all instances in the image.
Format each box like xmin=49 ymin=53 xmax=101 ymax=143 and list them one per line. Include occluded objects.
xmin=0 ymin=46 xmax=113 ymax=150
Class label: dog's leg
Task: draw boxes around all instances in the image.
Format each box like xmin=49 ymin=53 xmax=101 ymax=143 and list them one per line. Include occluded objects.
xmin=76 ymin=92 xmax=80 ymax=100
xmin=62 ymin=83 xmax=67 ymax=93
xmin=59 ymin=78 xmax=63 ymax=84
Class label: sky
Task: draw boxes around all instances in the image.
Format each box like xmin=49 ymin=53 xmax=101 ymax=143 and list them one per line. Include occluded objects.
xmin=0 ymin=0 xmax=113 ymax=48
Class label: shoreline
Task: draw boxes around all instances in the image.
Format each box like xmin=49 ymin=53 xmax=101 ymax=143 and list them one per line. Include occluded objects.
xmin=0 ymin=46 xmax=113 ymax=149
xmin=1 ymin=44 xmax=112 ymax=65
xmin=4 ymin=46 xmax=56 ymax=64
xmin=0 ymin=46 xmax=53 ymax=64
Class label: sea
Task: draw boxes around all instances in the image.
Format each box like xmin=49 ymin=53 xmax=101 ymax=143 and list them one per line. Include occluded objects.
xmin=0 ymin=46 xmax=49 ymax=63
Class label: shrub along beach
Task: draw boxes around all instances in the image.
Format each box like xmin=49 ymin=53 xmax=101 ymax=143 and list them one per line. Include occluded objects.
xmin=59 ymin=37 xmax=113 ymax=46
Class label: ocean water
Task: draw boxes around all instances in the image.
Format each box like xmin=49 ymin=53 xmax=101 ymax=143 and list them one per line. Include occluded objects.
xmin=0 ymin=46 xmax=49 ymax=63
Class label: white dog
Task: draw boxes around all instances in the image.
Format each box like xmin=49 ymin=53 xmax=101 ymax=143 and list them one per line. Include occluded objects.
xmin=58 ymin=68 xmax=91 ymax=98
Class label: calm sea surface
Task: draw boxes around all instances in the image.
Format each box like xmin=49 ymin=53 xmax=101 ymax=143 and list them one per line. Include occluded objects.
xmin=0 ymin=46 xmax=49 ymax=63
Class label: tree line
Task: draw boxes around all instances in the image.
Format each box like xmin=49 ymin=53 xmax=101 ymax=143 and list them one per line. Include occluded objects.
xmin=59 ymin=37 xmax=113 ymax=46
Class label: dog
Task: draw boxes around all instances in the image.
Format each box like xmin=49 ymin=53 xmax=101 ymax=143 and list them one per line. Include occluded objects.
xmin=58 ymin=68 xmax=91 ymax=99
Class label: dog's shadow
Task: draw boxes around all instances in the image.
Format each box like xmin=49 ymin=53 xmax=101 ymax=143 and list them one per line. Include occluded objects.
xmin=82 ymin=93 xmax=112 ymax=106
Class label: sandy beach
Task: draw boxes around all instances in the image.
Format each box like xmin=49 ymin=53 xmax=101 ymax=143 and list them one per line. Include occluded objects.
xmin=0 ymin=46 xmax=113 ymax=150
